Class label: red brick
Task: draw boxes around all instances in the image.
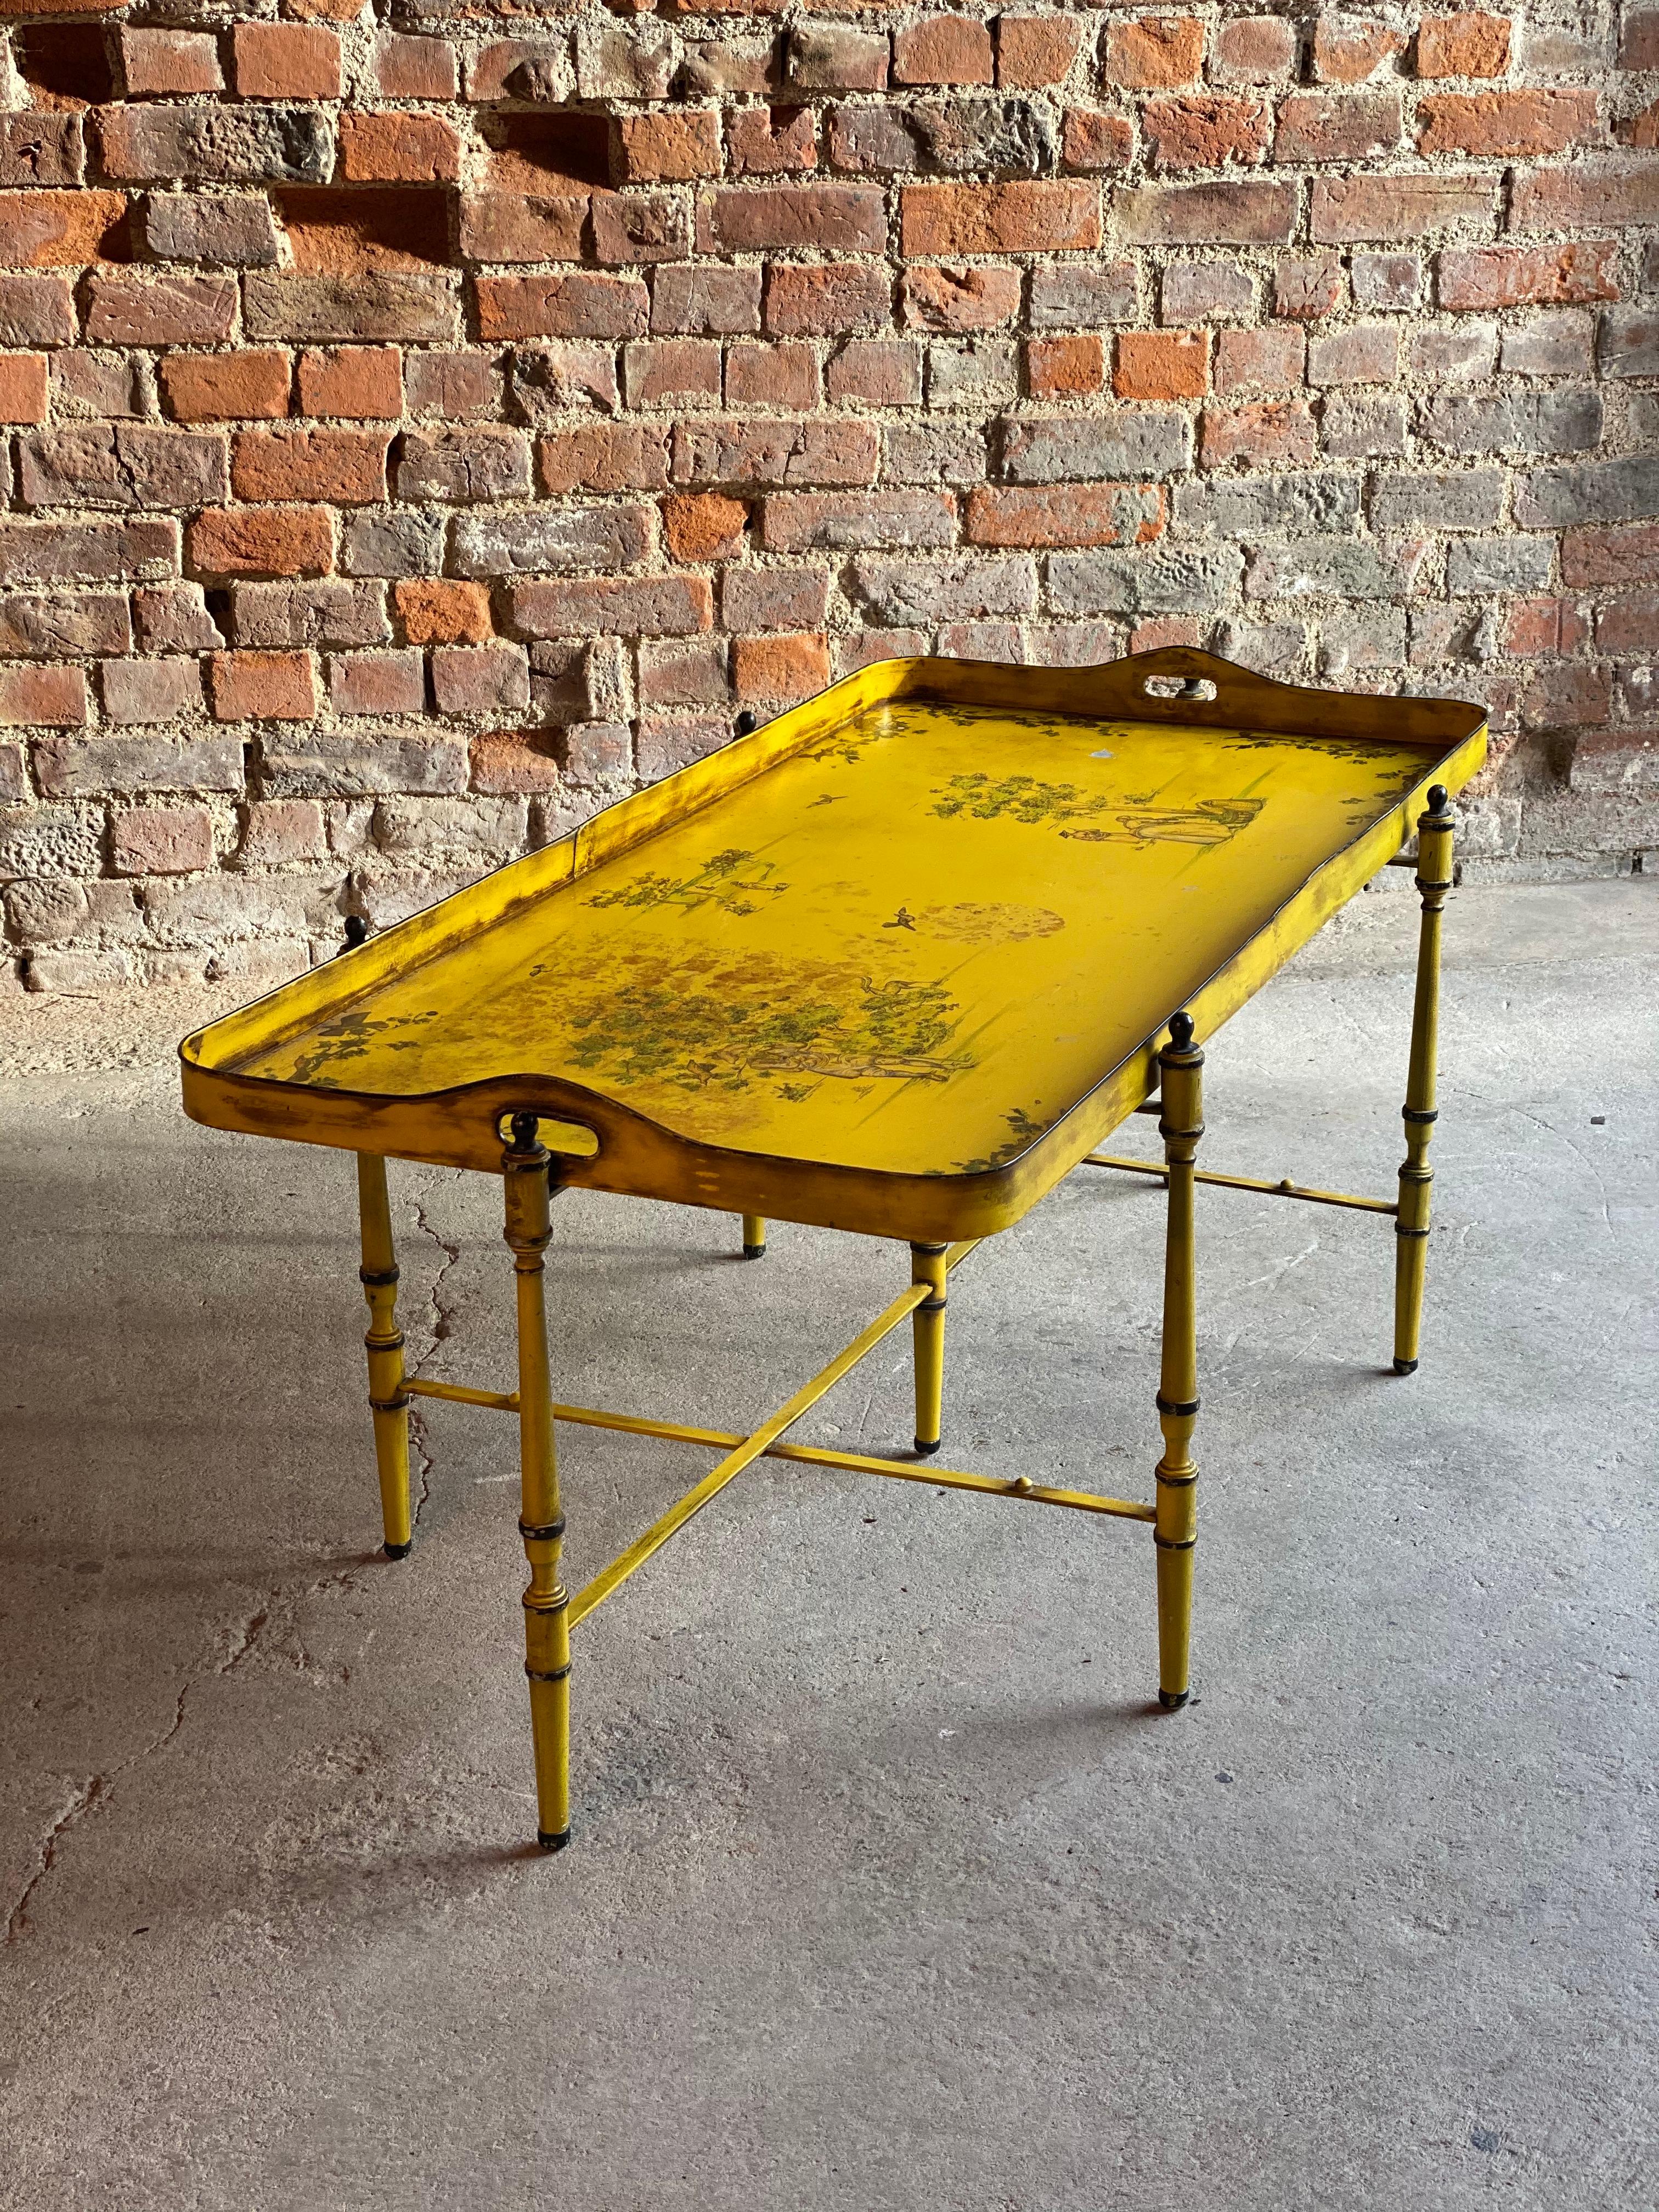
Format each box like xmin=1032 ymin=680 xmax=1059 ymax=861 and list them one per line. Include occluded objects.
xmin=232 ymin=24 xmax=341 ymax=100
xmin=121 ymin=28 xmax=223 ymax=96
xmin=1594 ymin=593 xmax=1659 ymax=654
xmin=338 ymin=114 xmax=461 ymax=184
xmin=673 ymin=420 xmax=881 ymax=489
xmin=209 ymin=650 xmax=317 ymax=722
xmin=1061 ymin=110 xmax=1137 ymax=170
xmin=160 ymin=352 xmax=290 ymax=423
xmin=328 ymin=650 xmax=424 ymax=717
xmin=475 ymin=273 xmax=649 ymax=342
xmin=0 ymin=663 xmax=85 ymax=727
xmin=1311 ymin=173 xmax=1496 ymax=241
xmin=240 ymin=797 xmax=326 ymax=865
xmin=1438 ymin=241 xmax=1620 ymax=310
xmin=997 ymin=16 xmax=1086 ymax=88
xmin=767 ymin=262 xmax=891 ymax=336
xmin=901 ymin=182 xmax=1100 ymax=253
xmin=0 ymin=190 xmax=127 ymax=268
xmin=624 ymin=339 xmax=722 ymax=410
xmin=1027 ymin=334 xmax=1105 ymax=397
xmin=538 ymin=425 xmax=669 ymax=495
xmin=1107 ymin=18 xmax=1206 ymax=88
xmin=698 ymin=187 xmax=887 ymax=255
xmin=296 ymin=347 xmax=403 ymax=420
xmin=374 ymin=33 xmax=458 ymax=101
xmin=189 ymin=507 xmax=334 ymax=578
xmin=432 ymin=642 xmax=529 ymax=716
xmin=1621 ymin=14 xmax=1659 ymax=67
xmin=110 ymin=805 xmax=213 ymax=876
xmin=1503 ymin=598 xmax=1591 ymax=659
xmin=459 ymin=195 xmax=588 ymax=266
xmin=1629 ymin=101 xmax=1659 ymax=152
xmin=0 ymin=351 xmax=48 ymax=422
xmin=1509 ymin=165 xmax=1659 ymax=233
xmin=405 ymin=351 xmax=500 ymax=419
xmin=1564 ymin=524 xmax=1659 ymax=590
xmin=590 ymin=192 xmax=692 ymax=270
xmin=827 ymin=340 xmax=922 ymax=405
xmin=664 ymin=493 xmax=749 ymax=562
xmin=396 ymin=579 xmax=493 ymax=646
xmin=1116 ymin=329 xmax=1207 ymax=398
xmin=903 ymin=264 xmax=1022 ymax=332
xmin=894 ymin=16 xmax=995 ymax=86
xmin=1310 ymin=18 xmax=1403 ymax=84
xmin=618 ymin=110 xmax=721 ymax=184
xmin=1275 ymin=252 xmax=1345 ymax=318
xmin=728 ymin=107 xmax=817 ymax=177
xmin=1200 ymin=400 xmax=1317 ymax=466
xmin=1276 ymin=92 xmax=1403 ymax=161
xmin=1146 ymin=95 xmax=1272 ymax=167
xmin=1212 ymin=17 xmax=1299 ymax=84
xmin=725 ymin=342 xmax=821 ymax=409
xmin=232 ymin=428 xmax=390 ymax=505
xmin=86 ymin=274 xmax=235 ymax=347
xmin=966 ymin=483 xmax=1165 ymax=547
xmin=1418 ymin=91 xmax=1599 ymax=158
xmin=1416 ymin=13 xmax=1511 ymax=76
xmin=732 ymin=631 xmax=832 ymax=703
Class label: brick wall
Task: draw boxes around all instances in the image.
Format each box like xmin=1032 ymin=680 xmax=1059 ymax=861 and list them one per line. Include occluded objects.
xmin=0 ymin=2 xmax=1654 ymax=994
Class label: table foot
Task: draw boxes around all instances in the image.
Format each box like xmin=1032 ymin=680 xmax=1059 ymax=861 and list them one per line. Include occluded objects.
xmin=913 ymin=1436 xmax=941 ymax=1457
xmin=1158 ymin=1688 xmax=1190 ymax=1712
xmin=537 ymin=1827 xmax=571 ymax=1854
xmin=383 ymin=1539 xmax=412 ymax=1561
xmin=1393 ymin=1356 xmax=1419 ymax=1375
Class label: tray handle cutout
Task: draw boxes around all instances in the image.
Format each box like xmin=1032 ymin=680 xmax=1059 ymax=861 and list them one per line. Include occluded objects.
xmin=496 ymin=1110 xmax=601 ymax=1160
xmin=1142 ymin=673 xmax=1217 ymax=703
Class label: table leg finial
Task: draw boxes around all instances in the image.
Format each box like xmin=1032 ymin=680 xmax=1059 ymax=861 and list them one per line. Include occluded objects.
xmin=1154 ymin=1014 xmax=1205 ymax=1711
xmin=503 ymin=1115 xmax=572 ymax=1853
xmin=1394 ymin=788 xmax=1456 ymax=1374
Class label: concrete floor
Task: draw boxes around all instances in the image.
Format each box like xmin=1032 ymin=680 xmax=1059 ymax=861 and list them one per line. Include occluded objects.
xmin=1 ymin=879 xmax=1655 ymax=2211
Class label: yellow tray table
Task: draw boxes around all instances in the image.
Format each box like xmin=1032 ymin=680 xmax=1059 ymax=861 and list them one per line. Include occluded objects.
xmin=181 ymin=647 xmax=1487 ymax=1851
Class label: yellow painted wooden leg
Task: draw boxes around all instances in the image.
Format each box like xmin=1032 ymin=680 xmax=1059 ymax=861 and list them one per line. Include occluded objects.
xmin=1394 ymin=785 xmax=1455 ymax=1376
xmin=356 ymin=1153 xmax=411 ymax=1560
xmin=1153 ymin=1013 xmax=1204 ymax=1711
xmin=910 ymin=1242 xmax=947 ymax=1456
xmin=742 ymin=1213 xmax=767 ymax=1260
xmin=503 ymin=1113 xmax=571 ymax=1852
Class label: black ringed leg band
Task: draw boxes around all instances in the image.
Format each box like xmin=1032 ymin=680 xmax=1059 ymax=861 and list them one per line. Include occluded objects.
xmin=369 ymin=1392 xmax=410 ymax=1413
xmin=518 ymin=1516 xmax=566 ymax=1543
xmin=1401 ymin=1107 xmax=1439 ymax=1125
xmin=359 ymin=1265 xmax=400 ymax=1288
xmin=1156 ymin=1469 xmax=1198 ymax=1488
xmin=1395 ymin=1226 xmax=1431 ymax=1240
xmin=918 ymin=1293 xmax=946 ymax=1313
xmin=1156 ymin=1395 xmax=1200 ymax=1418
xmin=1154 ymin=1534 xmax=1197 ymax=1553
xmin=523 ymin=1593 xmax=570 ymax=1617
xmin=526 ymin=1662 xmax=572 ymax=1684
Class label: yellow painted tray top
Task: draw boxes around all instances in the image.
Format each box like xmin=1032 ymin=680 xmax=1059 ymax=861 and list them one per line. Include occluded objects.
xmin=182 ymin=650 xmax=1486 ymax=1242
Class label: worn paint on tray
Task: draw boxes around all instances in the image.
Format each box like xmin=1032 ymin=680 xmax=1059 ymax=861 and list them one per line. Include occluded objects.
xmin=235 ymin=701 xmax=1431 ymax=1177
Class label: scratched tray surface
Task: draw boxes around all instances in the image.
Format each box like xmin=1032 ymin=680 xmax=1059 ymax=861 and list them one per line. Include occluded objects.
xmin=232 ymin=701 xmax=1431 ymax=1179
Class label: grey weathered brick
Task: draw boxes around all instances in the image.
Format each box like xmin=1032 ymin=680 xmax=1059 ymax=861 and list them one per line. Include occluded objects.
xmin=829 ymin=98 xmax=1057 ymax=177
xmin=1048 ymin=545 xmax=1245 ymax=616
xmin=1514 ymin=458 xmax=1659 ymax=529
xmin=1174 ymin=476 xmax=1362 ymax=537
xmin=1320 ymin=396 xmax=1409 ymax=459
xmin=395 ymin=429 xmax=534 ymax=504
xmin=452 ymin=506 xmax=653 ymax=575
xmin=883 ymin=423 xmax=988 ymax=486
xmin=98 ymin=105 xmax=334 ymax=185
xmin=1244 ymin=539 xmax=1405 ymax=601
xmin=1444 ymin=537 xmax=1556 ymax=595
xmin=234 ymin=581 xmax=390 ymax=649
xmin=0 ymin=594 xmax=132 ymax=657
xmin=17 ymin=424 xmax=227 ymax=512
xmin=0 ymin=804 xmax=104 ymax=882
xmin=785 ymin=24 xmax=890 ymax=93
xmin=1368 ymin=471 xmax=1506 ymax=533
xmin=1597 ymin=308 xmax=1659 ymax=381
xmin=49 ymin=354 xmax=150 ymax=421
xmin=1001 ymin=411 xmax=1192 ymax=482
xmin=134 ymin=584 xmax=223 ymax=652
xmin=848 ymin=555 xmax=1037 ymax=624
xmin=1029 ymin=264 xmax=1139 ymax=328
xmin=145 ymin=192 xmax=280 ymax=267
xmin=100 ymin=658 xmax=204 ymax=725
xmin=1161 ymin=261 xmax=1254 ymax=322
xmin=672 ymin=421 xmax=878 ymax=488
xmin=1417 ymin=392 xmax=1603 ymax=456
xmin=508 ymin=345 xmax=620 ymax=420
xmin=574 ymin=19 xmax=679 ymax=99
xmin=1350 ymin=254 xmax=1421 ymax=312
xmin=1315 ymin=608 xmax=1408 ymax=674
xmin=1500 ymin=311 xmax=1595 ymax=377
xmin=259 ymin=731 xmax=471 ymax=800
xmin=0 ymin=519 xmax=179 ymax=584
xmin=650 ymin=266 xmax=762 ymax=336
xmin=1410 ymin=324 xmax=1497 ymax=383
xmin=1210 ymin=618 xmax=1305 ymax=672
xmin=243 ymin=273 xmax=460 ymax=345
xmin=636 ymin=637 xmax=731 ymax=709
xmin=927 ymin=338 xmax=1018 ymax=409
xmin=340 ymin=509 xmax=445 ymax=578
xmin=33 ymin=734 xmax=242 ymax=797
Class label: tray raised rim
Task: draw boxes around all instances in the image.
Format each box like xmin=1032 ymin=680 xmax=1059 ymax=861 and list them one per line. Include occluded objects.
xmin=180 ymin=647 xmax=1488 ymax=1242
